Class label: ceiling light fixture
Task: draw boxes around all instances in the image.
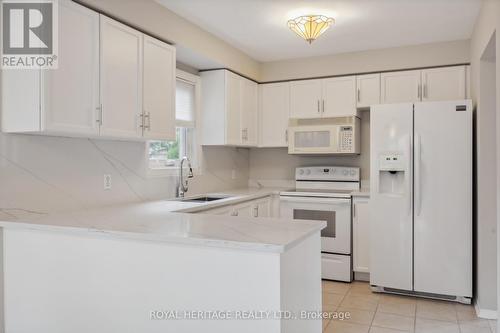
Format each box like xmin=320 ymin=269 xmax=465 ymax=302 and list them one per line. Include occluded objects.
xmin=287 ymin=15 xmax=334 ymax=44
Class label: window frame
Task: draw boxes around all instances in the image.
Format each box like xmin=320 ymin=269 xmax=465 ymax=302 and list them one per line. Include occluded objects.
xmin=146 ymin=69 xmax=202 ymax=178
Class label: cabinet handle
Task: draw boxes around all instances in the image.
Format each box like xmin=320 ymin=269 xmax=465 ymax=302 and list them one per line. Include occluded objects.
xmin=423 ymin=84 xmax=428 ymax=99
xmin=145 ymin=112 xmax=151 ymax=130
xmin=417 ymin=84 xmax=421 ymax=99
xmin=353 ymin=203 xmax=356 ymax=218
xmin=231 ymin=211 xmax=238 ymax=216
xmin=253 ymin=206 xmax=258 ymax=217
xmin=285 ymin=129 xmax=288 ymax=144
xmin=357 ymin=88 xmax=361 ymax=102
xmin=96 ymin=105 xmax=102 ymax=125
xmin=139 ymin=113 xmax=144 ymax=128
xmin=317 ymin=100 xmax=320 ymax=113
xmin=322 ymin=100 xmax=325 ymax=113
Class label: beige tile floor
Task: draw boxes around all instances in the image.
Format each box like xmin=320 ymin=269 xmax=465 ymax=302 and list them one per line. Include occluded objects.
xmin=322 ymin=280 xmax=497 ymax=333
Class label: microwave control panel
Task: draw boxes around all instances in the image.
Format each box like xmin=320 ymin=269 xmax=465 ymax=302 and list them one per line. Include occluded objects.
xmin=339 ymin=126 xmax=354 ymax=152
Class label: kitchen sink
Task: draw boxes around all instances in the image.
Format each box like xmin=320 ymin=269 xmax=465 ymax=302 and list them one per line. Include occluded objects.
xmin=181 ymin=195 xmax=231 ymax=203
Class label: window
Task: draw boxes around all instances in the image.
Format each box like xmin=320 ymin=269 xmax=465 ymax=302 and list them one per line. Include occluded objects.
xmin=148 ymin=70 xmax=199 ymax=171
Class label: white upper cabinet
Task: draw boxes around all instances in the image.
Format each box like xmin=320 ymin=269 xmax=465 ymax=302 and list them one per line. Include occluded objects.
xmin=421 ymin=66 xmax=466 ymax=102
xmin=290 ymin=79 xmax=323 ymax=118
xmin=100 ymin=16 xmax=143 ymax=139
xmin=290 ymin=77 xmax=356 ymax=119
xmin=2 ymin=0 xmax=100 ymax=135
xmin=380 ymin=66 xmax=466 ymax=105
xmin=200 ymin=70 xmax=258 ymax=147
xmin=42 ymin=0 xmax=100 ymax=135
xmin=225 ymin=71 xmax=242 ymax=145
xmin=2 ymin=4 xmax=176 ymax=141
xmin=356 ymin=74 xmax=380 ymax=109
xmin=259 ymin=82 xmax=290 ymax=147
xmin=241 ymin=78 xmax=258 ymax=146
xmin=380 ymin=70 xmax=421 ymax=104
xmin=322 ymin=76 xmax=357 ymax=117
xmin=142 ymin=36 xmax=176 ymax=140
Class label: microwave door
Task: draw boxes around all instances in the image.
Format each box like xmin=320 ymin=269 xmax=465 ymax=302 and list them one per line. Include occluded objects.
xmin=289 ymin=127 xmax=339 ymax=154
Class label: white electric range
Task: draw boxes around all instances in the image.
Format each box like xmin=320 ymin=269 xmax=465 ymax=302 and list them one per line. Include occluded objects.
xmin=280 ymin=166 xmax=360 ymax=282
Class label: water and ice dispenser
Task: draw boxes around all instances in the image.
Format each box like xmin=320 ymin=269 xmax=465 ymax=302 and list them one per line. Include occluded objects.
xmin=378 ymin=152 xmax=406 ymax=195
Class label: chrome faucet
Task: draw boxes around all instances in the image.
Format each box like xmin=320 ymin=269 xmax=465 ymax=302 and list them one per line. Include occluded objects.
xmin=178 ymin=156 xmax=194 ymax=198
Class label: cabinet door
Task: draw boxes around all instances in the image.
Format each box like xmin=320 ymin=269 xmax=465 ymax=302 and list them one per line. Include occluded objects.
xmin=380 ymin=70 xmax=421 ymax=104
xmin=143 ymin=36 xmax=176 ymax=140
xmin=240 ymin=78 xmax=258 ymax=146
xmin=290 ymin=79 xmax=322 ymax=119
xmin=356 ymin=74 xmax=380 ymax=109
xmin=353 ymin=198 xmax=370 ymax=273
xmin=100 ymin=16 xmax=143 ymax=138
xmin=322 ymin=76 xmax=357 ymax=117
xmin=42 ymin=0 xmax=99 ymax=135
xmin=255 ymin=198 xmax=271 ymax=217
xmin=259 ymin=83 xmax=290 ymax=147
xmin=225 ymin=71 xmax=241 ymax=145
xmin=232 ymin=201 xmax=254 ymax=217
xmin=421 ymin=66 xmax=466 ymax=102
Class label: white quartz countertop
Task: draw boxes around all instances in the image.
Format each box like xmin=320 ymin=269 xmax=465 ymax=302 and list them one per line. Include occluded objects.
xmin=0 ymin=187 xmax=325 ymax=253
xmin=172 ymin=187 xmax=289 ymax=213
xmin=351 ymin=188 xmax=370 ymax=197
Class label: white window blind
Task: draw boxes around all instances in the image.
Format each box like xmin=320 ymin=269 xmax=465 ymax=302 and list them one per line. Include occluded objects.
xmin=176 ymin=78 xmax=195 ymax=128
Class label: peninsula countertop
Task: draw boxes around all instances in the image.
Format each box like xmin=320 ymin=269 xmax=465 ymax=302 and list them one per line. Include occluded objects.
xmin=0 ymin=190 xmax=324 ymax=253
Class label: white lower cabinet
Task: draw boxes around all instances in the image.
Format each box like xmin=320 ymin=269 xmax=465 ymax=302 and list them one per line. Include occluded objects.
xmin=254 ymin=198 xmax=271 ymax=217
xmin=197 ymin=196 xmax=273 ymax=218
xmin=353 ymin=197 xmax=370 ymax=273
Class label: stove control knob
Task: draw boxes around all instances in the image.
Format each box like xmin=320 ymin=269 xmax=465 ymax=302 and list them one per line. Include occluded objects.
xmin=343 ymin=170 xmax=348 ymax=176
xmin=350 ymin=170 xmax=356 ymax=176
xmin=298 ymin=169 xmax=304 ymax=175
xmin=305 ymin=169 xmax=311 ymax=175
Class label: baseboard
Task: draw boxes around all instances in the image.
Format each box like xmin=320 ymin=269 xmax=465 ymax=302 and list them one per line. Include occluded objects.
xmin=474 ymin=301 xmax=498 ymax=319
xmin=354 ymin=272 xmax=370 ymax=282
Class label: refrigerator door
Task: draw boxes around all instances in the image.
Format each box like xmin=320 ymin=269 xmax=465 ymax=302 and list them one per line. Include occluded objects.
xmin=413 ymin=100 xmax=472 ymax=297
xmin=370 ymin=103 xmax=413 ymax=291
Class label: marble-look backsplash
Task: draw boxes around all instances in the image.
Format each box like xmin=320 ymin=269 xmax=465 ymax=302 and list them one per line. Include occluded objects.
xmin=0 ymin=133 xmax=249 ymax=215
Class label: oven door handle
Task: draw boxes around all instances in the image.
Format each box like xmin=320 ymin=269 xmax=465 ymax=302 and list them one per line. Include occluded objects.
xmin=279 ymin=196 xmax=351 ymax=205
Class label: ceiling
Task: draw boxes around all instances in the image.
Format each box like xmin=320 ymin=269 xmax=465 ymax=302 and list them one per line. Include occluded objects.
xmin=156 ymin=0 xmax=482 ymax=63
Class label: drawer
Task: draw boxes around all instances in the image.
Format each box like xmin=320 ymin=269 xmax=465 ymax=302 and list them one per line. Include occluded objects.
xmin=322 ymin=253 xmax=352 ymax=282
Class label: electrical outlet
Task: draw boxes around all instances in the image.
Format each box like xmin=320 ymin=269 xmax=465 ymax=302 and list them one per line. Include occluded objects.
xmin=104 ymin=174 xmax=112 ymax=190
xmin=231 ymin=169 xmax=236 ymax=179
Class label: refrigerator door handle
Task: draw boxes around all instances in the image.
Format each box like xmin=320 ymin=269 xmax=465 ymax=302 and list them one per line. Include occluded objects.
xmin=415 ymin=133 xmax=422 ymax=216
xmin=408 ymin=135 xmax=413 ymax=216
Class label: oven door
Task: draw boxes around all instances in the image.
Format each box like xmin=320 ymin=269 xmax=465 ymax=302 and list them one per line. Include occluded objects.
xmin=279 ymin=196 xmax=351 ymax=254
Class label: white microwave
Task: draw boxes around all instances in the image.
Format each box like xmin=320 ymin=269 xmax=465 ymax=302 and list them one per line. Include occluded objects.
xmin=287 ymin=117 xmax=361 ymax=155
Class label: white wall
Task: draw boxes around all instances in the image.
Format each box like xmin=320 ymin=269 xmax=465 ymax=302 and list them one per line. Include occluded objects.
xmin=260 ymin=40 xmax=470 ymax=82
xmin=469 ymin=0 xmax=500 ymax=317
xmin=0 ymin=133 xmax=249 ymax=215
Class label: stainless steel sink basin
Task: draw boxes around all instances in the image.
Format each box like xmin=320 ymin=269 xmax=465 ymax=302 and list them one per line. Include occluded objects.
xmin=181 ymin=195 xmax=231 ymax=203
